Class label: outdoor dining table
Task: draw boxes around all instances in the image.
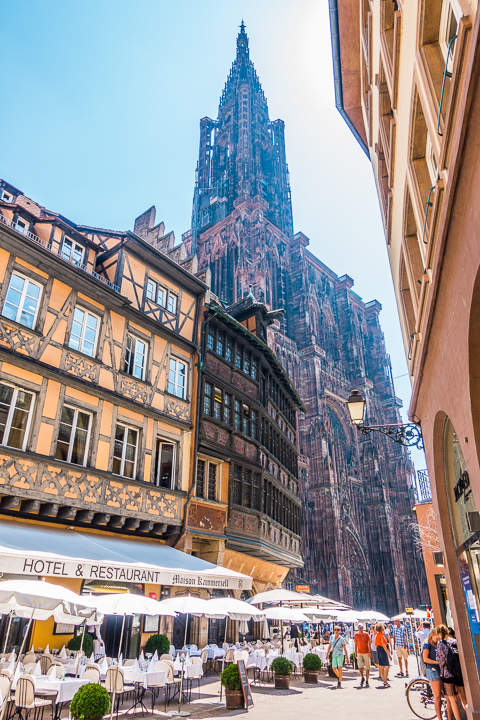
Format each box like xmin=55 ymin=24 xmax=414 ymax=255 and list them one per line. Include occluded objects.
xmin=284 ymin=650 xmax=303 ymax=669
xmin=122 ymin=668 xmax=169 ymax=714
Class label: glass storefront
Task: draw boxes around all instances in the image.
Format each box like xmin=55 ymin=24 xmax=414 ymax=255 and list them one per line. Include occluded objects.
xmin=443 ymin=417 xmax=480 ymax=677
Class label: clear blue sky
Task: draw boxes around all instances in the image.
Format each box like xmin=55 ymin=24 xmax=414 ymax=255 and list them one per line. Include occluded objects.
xmin=0 ymin=0 xmax=426 ymax=474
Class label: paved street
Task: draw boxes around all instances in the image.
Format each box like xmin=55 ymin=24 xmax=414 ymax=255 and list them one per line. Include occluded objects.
xmin=150 ymin=657 xmax=422 ymax=720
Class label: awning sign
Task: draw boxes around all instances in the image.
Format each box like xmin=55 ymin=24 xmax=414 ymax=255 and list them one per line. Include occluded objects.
xmin=0 ymin=555 xmax=248 ymax=590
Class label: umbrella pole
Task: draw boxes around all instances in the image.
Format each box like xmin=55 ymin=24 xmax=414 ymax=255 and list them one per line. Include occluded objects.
xmin=109 ymin=615 xmax=125 ymax=720
xmin=76 ymin=620 xmax=87 ymax=678
xmin=211 ymin=615 xmax=228 ymax=705
xmin=0 ymin=607 xmax=35 ymax=720
xmin=168 ymin=613 xmax=191 ymax=717
xmin=2 ymin=612 xmax=13 ymax=654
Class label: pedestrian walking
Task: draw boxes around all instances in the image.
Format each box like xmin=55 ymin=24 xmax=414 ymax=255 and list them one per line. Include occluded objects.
xmin=375 ymin=623 xmax=392 ymax=688
xmin=423 ymin=630 xmax=443 ymax=720
xmin=436 ymin=624 xmax=467 ymax=711
xmin=327 ymin=625 xmax=349 ymax=688
xmin=354 ymin=623 xmax=372 ymax=687
xmin=392 ymin=619 xmax=409 ymax=678
xmin=290 ymin=623 xmax=299 ymax=650
xmin=370 ymin=625 xmax=379 ymax=672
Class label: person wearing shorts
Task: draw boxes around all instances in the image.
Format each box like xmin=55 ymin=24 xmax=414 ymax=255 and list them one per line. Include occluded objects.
xmin=436 ymin=624 xmax=465 ymax=718
xmin=423 ymin=631 xmax=443 ymax=720
xmin=354 ymin=623 xmax=372 ymax=688
xmin=392 ymin=620 xmax=409 ymax=678
xmin=327 ymin=626 xmax=349 ymax=688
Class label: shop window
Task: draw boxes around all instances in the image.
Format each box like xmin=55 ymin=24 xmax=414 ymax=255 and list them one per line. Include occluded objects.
xmin=113 ymin=423 xmax=138 ymax=479
xmin=155 ymin=440 xmax=176 ymax=488
xmin=196 ymin=458 xmax=219 ymax=501
xmin=55 ymin=405 xmax=92 ymax=466
xmin=2 ymin=271 xmax=42 ymax=330
xmin=124 ymin=334 xmax=148 ymax=381
xmin=168 ymin=358 xmax=187 ymax=399
xmin=0 ymin=382 xmax=35 ymax=451
xmin=69 ymin=306 xmax=99 ymax=357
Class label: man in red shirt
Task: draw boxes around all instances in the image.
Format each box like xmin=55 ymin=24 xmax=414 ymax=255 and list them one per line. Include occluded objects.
xmin=354 ymin=623 xmax=372 ymax=687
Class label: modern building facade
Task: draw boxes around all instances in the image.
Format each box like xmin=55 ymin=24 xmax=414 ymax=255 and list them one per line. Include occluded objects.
xmin=330 ymin=0 xmax=480 ymax=711
xmin=180 ymin=24 xmax=427 ymax=614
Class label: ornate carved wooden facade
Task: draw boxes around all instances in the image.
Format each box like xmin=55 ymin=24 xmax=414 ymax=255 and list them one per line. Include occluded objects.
xmin=0 ymin=181 xmax=204 ymax=540
xmin=182 ymin=25 xmax=427 ymax=613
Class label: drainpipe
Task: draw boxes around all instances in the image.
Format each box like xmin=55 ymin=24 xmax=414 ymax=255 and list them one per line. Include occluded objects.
xmin=329 ymin=0 xmax=370 ymax=157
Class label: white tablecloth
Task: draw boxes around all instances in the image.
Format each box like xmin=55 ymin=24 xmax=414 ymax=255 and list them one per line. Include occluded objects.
xmin=13 ymin=677 xmax=90 ymax=704
xmin=284 ymin=651 xmax=303 ymax=669
xmin=172 ymin=659 xmax=203 ymax=679
xmin=205 ymin=647 xmax=224 ymax=660
xmin=123 ymin=670 xmax=168 ymax=690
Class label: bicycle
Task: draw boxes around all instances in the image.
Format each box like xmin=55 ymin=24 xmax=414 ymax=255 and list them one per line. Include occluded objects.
xmin=406 ymin=676 xmax=448 ymax=720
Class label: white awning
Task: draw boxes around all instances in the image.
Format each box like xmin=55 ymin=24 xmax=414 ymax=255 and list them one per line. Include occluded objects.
xmin=0 ymin=520 xmax=251 ymax=590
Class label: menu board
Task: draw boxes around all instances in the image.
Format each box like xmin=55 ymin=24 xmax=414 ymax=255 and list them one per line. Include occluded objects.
xmin=237 ymin=660 xmax=254 ymax=709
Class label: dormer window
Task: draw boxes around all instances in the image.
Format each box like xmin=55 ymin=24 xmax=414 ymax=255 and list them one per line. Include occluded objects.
xmin=14 ymin=218 xmax=29 ymax=235
xmin=145 ymin=278 xmax=177 ymax=315
xmin=1 ymin=190 xmax=13 ymax=203
xmin=61 ymin=237 xmax=85 ymax=267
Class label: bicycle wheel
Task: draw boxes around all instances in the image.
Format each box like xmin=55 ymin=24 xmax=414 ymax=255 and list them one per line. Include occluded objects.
xmin=406 ymin=678 xmax=437 ymax=720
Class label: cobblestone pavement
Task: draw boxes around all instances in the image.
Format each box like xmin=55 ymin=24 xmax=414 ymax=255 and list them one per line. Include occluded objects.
xmin=135 ymin=656 xmax=423 ymax=720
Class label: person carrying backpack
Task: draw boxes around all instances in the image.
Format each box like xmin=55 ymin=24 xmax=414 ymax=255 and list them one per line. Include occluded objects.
xmin=435 ymin=624 xmax=466 ymax=714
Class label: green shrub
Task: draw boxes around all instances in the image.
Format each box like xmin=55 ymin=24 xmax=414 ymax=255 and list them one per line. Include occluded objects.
xmin=271 ymin=657 xmax=293 ymax=676
xmin=144 ymin=633 xmax=170 ymax=656
xmin=66 ymin=633 xmax=93 ymax=657
xmin=70 ymin=683 xmax=110 ymax=720
xmin=221 ymin=663 xmax=242 ymax=691
xmin=302 ymin=653 xmax=322 ymax=671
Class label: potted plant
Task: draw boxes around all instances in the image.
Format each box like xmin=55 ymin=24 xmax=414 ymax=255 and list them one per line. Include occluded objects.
xmin=270 ymin=656 xmax=294 ymax=689
xmin=67 ymin=632 xmax=94 ymax=657
xmin=221 ymin=663 xmax=244 ymax=709
xmin=144 ymin=633 xmax=170 ymax=656
xmin=302 ymin=653 xmax=322 ymax=683
xmin=71 ymin=684 xmax=110 ymax=720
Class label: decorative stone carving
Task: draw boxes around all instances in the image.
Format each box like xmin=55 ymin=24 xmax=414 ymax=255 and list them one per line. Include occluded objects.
xmin=119 ymin=376 xmax=149 ymax=404
xmin=187 ymin=502 xmax=227 ymax=533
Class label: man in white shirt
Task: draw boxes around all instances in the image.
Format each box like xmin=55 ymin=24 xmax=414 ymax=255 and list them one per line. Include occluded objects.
xmin=416 ymin=621 xmax=431 ymax=675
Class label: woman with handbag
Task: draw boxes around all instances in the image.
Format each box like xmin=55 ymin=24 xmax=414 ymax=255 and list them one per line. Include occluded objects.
xmin=326 ymin=626 xmax=349 ymax=688
xmin=375 ymin=623 xmax=392 ymax=687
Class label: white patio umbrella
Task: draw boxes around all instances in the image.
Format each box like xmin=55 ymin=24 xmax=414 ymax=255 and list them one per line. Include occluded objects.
xmin=159 ymin=595 xmax=223 ymax=717
xmin=205 ymin=598 xmax=265 ymax=705
xmin=264 ymin=606 xmax=311 ymax=654
xmin=247 ymin=588 xmax=317 ymax=605
xmin=356 ymin=610 xmax=390 ymax=623
xmin=87 ymin=593 xmax=177 ymax=720
xmin=0 ymin=580 xmax=97 ymax=720
xmin=332 ymin=609 xmax=361 ymax=623
xmin=391 ymin=608 xmax=429 ymax=620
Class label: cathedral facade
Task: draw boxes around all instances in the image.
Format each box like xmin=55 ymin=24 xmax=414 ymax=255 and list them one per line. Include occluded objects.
xmin=184 ymin=24 xmax=427 ymax=614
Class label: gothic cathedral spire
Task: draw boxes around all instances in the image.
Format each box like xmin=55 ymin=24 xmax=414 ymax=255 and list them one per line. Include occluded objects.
xmin=191 ymin=23 xmax=294 ymax=247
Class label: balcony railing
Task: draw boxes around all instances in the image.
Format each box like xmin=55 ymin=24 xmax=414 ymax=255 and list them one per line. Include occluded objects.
xmin=0 ymin=214 xmax=120 ymax=293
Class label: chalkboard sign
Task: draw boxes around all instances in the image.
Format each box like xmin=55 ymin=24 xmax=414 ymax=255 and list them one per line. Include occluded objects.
xmin=237 ymin=660 xmax=254 ymax=710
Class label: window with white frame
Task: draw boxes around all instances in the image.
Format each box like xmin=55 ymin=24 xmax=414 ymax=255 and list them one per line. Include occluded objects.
xmin=155 ymin=440 xmax=176 ymax=488
xmin=61 ymin=237 xmax=85 ymax=266
xmin=2 ymin=271 xmax=42 ymax=329
xmin=69 ymin=306 xmax=99 ymax=357
xmin=146 ymin=279 xmax=167 ymax=308
xmin=112 ymin=423 xmax=138 ymax=479
xmin=55 ymin=405 xmax=92 ymax=466
xmin=124 ymin=333 xmax=148 ymax=380
xmin=440 ymin=0 xmax=461 ymax=65
xmin=0 ymin=382 xmax=35 ymax=451
xmin=167 ymin=293 xmax=177 ymax=314
xmin=168 ymin=358 xmax=187 ymax=399
xmin=196 ymin=457 xmax=219 ymax=501
xmin=1 ymin=190 xmax=13 ymax=203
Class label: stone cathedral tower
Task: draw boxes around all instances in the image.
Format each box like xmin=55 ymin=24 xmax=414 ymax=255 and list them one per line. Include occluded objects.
xmin=186 ymin=24 xmax=427 ymax=613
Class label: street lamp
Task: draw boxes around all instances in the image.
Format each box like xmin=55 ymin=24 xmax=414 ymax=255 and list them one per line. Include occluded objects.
xmin=346 ymin=389 xmax=424 ymax=450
